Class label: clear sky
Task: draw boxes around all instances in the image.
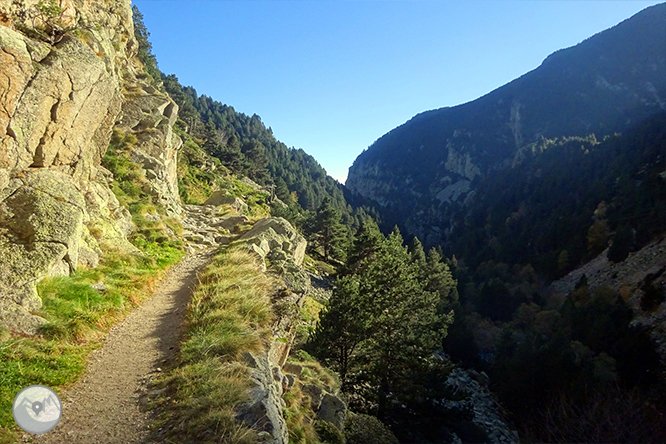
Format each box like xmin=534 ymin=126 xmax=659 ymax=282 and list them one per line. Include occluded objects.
xmin=133 ymin=0 xmax=663 ymax=184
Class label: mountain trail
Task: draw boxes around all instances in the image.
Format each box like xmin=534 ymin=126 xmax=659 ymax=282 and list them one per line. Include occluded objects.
xmin=33 ymin=248 xmax=217 ymax=444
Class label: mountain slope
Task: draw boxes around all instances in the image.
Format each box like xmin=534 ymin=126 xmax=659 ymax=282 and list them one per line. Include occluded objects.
xmin=346 ymin=3 xmax=666 ymax=249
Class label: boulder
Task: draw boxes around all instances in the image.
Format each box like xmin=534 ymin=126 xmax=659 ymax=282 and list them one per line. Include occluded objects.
xmin=301 ymin=383 xmax=325 ymax=412
xmin=204 ymin=192 xmax=249 ymax=213
xmin=237 ymin=352 xmax=289 ymax=444
xmin=0 ymin=170 xmax=85 ymax=332
xmin=210 ymin=215 xmax=250 ymax=231
xmin=316 ymin=393 xmax=347 ymax=431
xmin=240 ymin=176 xmax=263 ymax=191
xmin=239 ymin=217 xmax=306 ymax=266
xmin=284 ymin=374 xmax=297 ymax=389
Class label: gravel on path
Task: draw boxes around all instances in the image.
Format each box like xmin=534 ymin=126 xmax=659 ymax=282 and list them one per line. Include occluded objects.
xmin=34 ymin=248 xmax=217 ymax=444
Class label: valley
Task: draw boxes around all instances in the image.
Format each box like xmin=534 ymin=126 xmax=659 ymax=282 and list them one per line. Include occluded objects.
xmin=1 ymin=1 xmax=665 ymax=443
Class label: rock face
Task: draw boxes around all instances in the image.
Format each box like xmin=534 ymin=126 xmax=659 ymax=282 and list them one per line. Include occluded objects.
xmin=0 ymin=0 xmax=181 ymax=333
xmin=238 ymin=217 xmax=307 ymax=268
xmin=440 ymin=367 xmax=519 ymax=444
xmin=116 ymin=82 xmax=182 ymax=216
xmin=237 ymin=352 xmax=290 ymax=444
xmin=346 ymin=4 xmax=666 ymax=248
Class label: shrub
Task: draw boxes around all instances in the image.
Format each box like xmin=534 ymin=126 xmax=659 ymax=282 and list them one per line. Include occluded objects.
xmin=315 ymin=420 xmax=345 ymax=444
xmin=343 ymin=412 xmax=398 ymax=444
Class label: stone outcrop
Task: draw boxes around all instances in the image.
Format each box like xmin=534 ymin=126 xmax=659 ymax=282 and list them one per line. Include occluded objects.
xmin=237 ymin=352 xmax=290 ymax=444
xmin=0 ymin=0 xmax=185 ymax=333
xmin=203 ymin=191 xmax=248 ymax=213
xmin=231 ymin=214 xmax=344 ymax=443
xmin=238 ymin=217 xmax=307 ymax=268
xmin=116 ymin=82 xmax=182 ymax=216
xmin=438 ymin=366 xmax=519 ymax=444
xmin=316 ymin=393 xmax=347 ymax=430
xmin=179 ymin=204 xmax=249 ymax=251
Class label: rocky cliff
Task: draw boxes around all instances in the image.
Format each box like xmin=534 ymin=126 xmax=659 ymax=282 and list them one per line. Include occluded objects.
xmin=547 ymin=238 xmax=666 ymax=362
xmin=0 ymin=0 xmax=181 ymax=333
xmin=346 ymin=3 xmax=666 ymax=248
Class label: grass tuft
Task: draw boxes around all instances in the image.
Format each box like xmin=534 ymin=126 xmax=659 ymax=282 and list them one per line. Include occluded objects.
xmin=149 ymin=248 xmax=275 ymax=443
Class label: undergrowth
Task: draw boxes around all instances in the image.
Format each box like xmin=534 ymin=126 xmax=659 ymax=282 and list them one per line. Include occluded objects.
xmin=174 ymin=120 xmax=270 ymax=220
xmin=148 ymin=248 xmax=275 ymax=443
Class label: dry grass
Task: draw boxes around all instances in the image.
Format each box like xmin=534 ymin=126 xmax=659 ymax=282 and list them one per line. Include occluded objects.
xmin=282 ymin=382 xmax=320 ymax=444
xmin=149 ymin=248 xmax=276 ymax=443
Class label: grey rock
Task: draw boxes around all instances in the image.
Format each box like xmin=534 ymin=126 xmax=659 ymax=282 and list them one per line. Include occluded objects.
xmin=210 ymin=215 xmax=249 ymax=231
xmin=301 ymin=383 xmax=324 ymax=411
xmin=316 ymin=393 xmax=347 ymax=431
xmin=91 ymin=283 xmax=107 ymax=292
xmin=441 ymin=368 xmax=519 ymax=444
xmin=285 ymin=374 xmax=297 ymax=388
xmin=204 ymin=192 xmax=249 ymax=213
xmin=236 ymin=352 xmax=289 ymax=444
xmin=239 ymin=217 xmax=307 ymax=266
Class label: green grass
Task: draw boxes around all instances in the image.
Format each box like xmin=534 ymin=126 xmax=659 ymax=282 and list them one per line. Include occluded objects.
xmin=148 ymin=248 xmax=276 ymax=443
xmin=282 ymin=382 xmax=321 ymax=444
xmin=0 ymin=241 xmax=184 ymax=442
xmin=0 ymin=128 xmax=186 ymax=443
xmin=279 ymin=349 xmax=343 ymax=444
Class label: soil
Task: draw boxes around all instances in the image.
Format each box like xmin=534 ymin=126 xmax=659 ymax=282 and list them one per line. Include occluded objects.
xmin=32 ymin=248 xmax=216 ymax=444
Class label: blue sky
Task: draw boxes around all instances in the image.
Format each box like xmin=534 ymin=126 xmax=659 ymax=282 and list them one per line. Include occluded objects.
xmin=133 ymin=0 xmax=663 ymax=183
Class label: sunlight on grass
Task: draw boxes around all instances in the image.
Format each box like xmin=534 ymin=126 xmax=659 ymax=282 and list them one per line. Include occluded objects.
xmin=0 ymin=132 xmax=186 ymax=441
xmin=149 ymin=248 xmax=276 ymax=443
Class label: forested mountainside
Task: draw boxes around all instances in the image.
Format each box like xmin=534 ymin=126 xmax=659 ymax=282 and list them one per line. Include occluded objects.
xmin=346 ymin=3 xmax=666 ymax=253
xmin=134 ymin=5 xmax=377 ymax=230
xmin=345 ymin=4 xmax=666 ymax=442
xmin=453 ymin=112 xmax=666 ymax=279
xmin=2 ymin=1 xmax=665 ymax=443
xmin=135 ymin=4 xmax=666 ymax=443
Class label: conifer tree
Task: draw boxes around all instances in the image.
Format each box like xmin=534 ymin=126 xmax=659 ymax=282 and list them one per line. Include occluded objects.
xmin=274 ymin=177 xmax=291 ymax=202
xmin=132 ymin=5 xmax=161 ymax=86
xmin=311 ymin=227 xmax=454 ymax=417
xmin=311 ymin=198 xmax=348 ymax=261
xmin=307 ymin=276 xmax=370 ymax=387
xmin=361 ymin=228 xmax=451 ymax=415
xmin=342 ymin=217 xmax=383 ymax=275
xmin=425 ymin=248 xmax=458 ymax=310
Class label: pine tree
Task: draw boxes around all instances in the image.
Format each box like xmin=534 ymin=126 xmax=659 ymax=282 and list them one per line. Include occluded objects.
xmin=307 ymin=276 xmax=370 ymax=387
xmin=131 ymin=5 xmax=161 ymax=86
xmin=342 ymin=217 xmax=383 ymax=275
xmin=241 ymin=139 xmax=269 ymax=184
xmin=361 ymin=228 xmax=451 ymax=415
xmin=274 ymin=177 xmax=291 ymax=202
xmin=311 ymin=227 xmax=453 ymax=417
xmin=311 ymin=198 xmax=348 ymax=261
xmin=425 ymin=248 xmax=458 ymax=310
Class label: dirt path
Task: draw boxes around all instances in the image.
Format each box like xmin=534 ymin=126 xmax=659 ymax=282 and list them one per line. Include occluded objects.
xmin=34 ymin=248 xmax=216 ymax=444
